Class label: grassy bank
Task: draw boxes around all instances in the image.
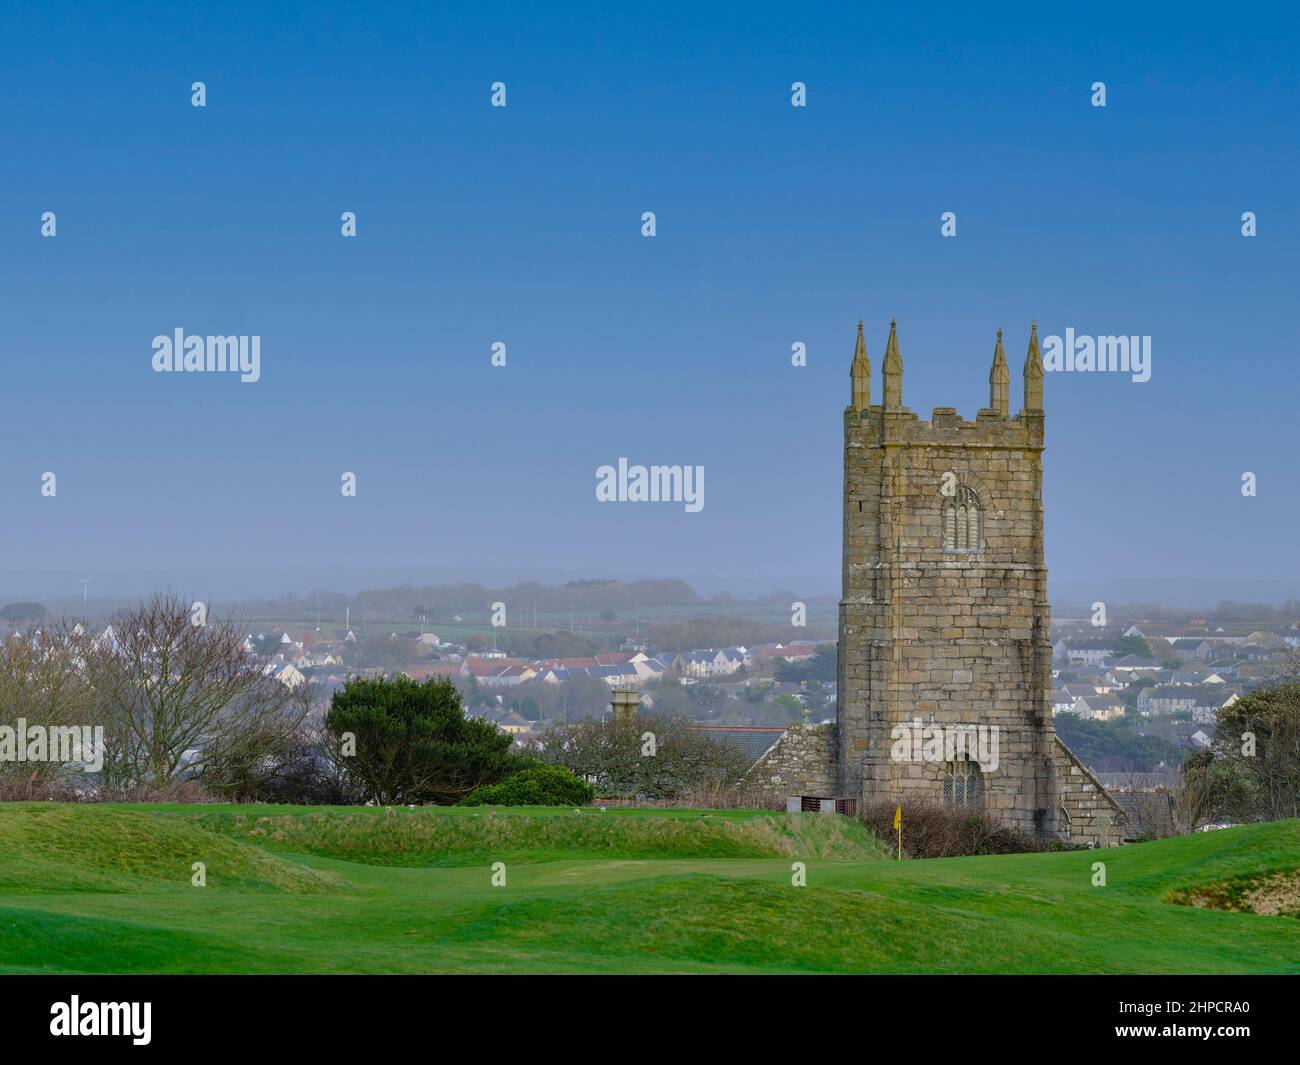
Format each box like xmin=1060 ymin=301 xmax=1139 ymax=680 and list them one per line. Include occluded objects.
xmin=0 ymin=803 xmax=1296 ymax=974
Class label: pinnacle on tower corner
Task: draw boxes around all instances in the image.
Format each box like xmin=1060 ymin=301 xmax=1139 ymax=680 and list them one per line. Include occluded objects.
xmin=850 ymin=320 xmax=871 ymax=408
xmin=989 ymin=327 xmax=1010 ymax=416
xmin=882 ymin=319 xmax=903 ymax=409
xmin=1023 ymin=320 xmax=1044 ymax=413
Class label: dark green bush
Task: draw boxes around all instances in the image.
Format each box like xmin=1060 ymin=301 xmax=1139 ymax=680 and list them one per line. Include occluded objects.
xmin=326 ymin=676 xmax=525 ymax=805
xmin=459 ymin=764 xmax=595 ymax=807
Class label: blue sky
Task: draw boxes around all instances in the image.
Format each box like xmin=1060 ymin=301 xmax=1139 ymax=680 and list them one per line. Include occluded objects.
xmin=1 ymin=2 xmax=1297 ymax=602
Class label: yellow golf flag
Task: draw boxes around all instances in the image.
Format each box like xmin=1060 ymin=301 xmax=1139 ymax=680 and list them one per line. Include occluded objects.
xmin=893 ymin=805 xmax=901 ymax=831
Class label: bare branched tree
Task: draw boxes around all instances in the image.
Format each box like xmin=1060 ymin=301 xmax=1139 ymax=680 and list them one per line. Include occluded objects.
xmin=84 ymin=594 xmax=309 ymax=793
xmin=0 ymin=621 xmax=96 ymax=783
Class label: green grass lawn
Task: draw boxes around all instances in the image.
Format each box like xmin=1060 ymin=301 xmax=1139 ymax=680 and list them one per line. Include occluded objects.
xmin=0 ymin=803 xmax=1296 ymax=974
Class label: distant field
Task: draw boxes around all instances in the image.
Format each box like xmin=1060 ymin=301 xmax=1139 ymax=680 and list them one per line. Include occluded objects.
xmin=0 ymin=804 xmax=1296 ymax=974
xmin=246 ymin=599 xmax=838 ymax=644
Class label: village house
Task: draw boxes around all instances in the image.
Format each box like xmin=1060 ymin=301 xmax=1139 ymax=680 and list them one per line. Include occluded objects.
xmin=535 ymin=662 xmax=648 ymax=687
xmin=1050 ymin=688 xmax=1077 ymax=715
xmin=1137 ymin=684 xmax=1238 ymax=719
xmin=403 ymin=663 xmax=463 ymax=682
xmin=676 ymin=647 xmax=749 ymax=678
xmin=1168 ymin=669 xmax=1225 ymax=686
xmin=1077 ymin=669 xmax=1126 ymax=692
xmin=1109 ymin=655 xmax=1162 ymax=675
xmin=1070 ymin=692 xmax=1126 ymax=721
xmin=1054 ymin=637 xmax=1114 ymax=667
xmin=262 ymin=660 xmax=306 ymax=689
xmin=460 ymin=658 xmax=535 ymax=687
xmin=756 ymin=643 xmax=817 ymax=664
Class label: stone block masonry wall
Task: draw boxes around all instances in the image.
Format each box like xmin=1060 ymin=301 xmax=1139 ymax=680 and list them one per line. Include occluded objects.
xmin=744 ymin=723 xmax=837 ymax=797
xmin=838 ymin=399 xmax=1058 ymax=837
xmin=1053 ymin=737 xmax=1126 ymax=847
xmin=744 ymin=723 xmax=1122 ymax=847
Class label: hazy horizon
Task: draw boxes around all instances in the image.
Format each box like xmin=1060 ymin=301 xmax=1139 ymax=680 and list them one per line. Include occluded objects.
xmin=4 ymin=565 xmax=1299 ymax=616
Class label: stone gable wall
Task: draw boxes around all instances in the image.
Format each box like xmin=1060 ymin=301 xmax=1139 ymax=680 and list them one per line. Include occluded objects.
xmin=1053 ymin=737 xmax=1126 ymax=847
xmin=744 ymin=722 xmax=837 ymax=797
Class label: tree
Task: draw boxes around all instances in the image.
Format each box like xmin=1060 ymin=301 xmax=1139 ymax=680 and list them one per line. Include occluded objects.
xmin=773 ymin=693 xmax=806 ymax=722
xmin=85 ymin=594 xmax=309 ymax=793
xmin=554 ymin=675 xmax=614 ymax=721
xmin=0 ymin=602 xmax=48 ymax=625
xmin=798 ymin=680 xmax=830 ymax=718
xmin=1051 ymin=714 xmax=1184 ymax=770
xmin=509 ymin=695 xmax=542 ymax=722
xmin=1180 ymin=683 xmax=1300 ymax=825
xmin=644 ymin=679 xmax=690 ymax=717
xmin=0 ymin=622 xmax=95 ymax=784
xmin=1113 ymin=634 xmax=1154 ymax=659
xmin=199 ymin=683 xmax=321 ymax=801
xmin=351 ymin=632 xmax=418 ymax=670
xmin=251 ymin=633 xmax=281 ymax=656
xmin=687 ymin=682 xmax=725 ymax=719
xmin=325 ymin=676 xmax=524 ymax=804
xmin=530 ymin=714 xmax=750 ymax=800
xmin=501 ymin=631 xmax=598 ymax=659
xmin=774 ymin=644 xmax=837 ymax=684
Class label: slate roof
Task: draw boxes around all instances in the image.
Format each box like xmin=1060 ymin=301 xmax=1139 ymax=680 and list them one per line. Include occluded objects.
xmin=685 ymin=725 xmax=788 ymax=766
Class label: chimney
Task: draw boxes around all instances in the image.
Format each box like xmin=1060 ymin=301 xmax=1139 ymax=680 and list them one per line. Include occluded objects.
xmin=610 ymin=688 xmax=641 ymax=721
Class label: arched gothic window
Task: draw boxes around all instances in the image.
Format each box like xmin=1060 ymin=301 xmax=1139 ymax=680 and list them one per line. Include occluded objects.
xmin=943 ymin=759 xmax=983 ymax=809
xmin=943 ymin=486 xmax=983 ymax=552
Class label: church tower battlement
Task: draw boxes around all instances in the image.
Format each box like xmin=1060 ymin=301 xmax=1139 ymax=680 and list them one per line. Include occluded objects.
xmin=837 ymin=320 xmax=1058 ymax=837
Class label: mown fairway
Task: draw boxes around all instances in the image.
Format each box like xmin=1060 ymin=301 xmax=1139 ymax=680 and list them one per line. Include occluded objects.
xmin=0 ymin=804 xmax=1297 ymax=974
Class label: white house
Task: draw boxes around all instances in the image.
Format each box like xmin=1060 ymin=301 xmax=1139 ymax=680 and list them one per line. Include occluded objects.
xmin=263 ymin=661 xmax=306 ymax=688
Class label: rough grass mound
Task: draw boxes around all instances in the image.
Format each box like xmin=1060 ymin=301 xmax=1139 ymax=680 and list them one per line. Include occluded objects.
xmin=1167 ymin=868 xmax=1300 ymax=917
xmin=195 ymin=807 xmax=891 ymax=866
xmin=0 ymin=804 xmax=337 ymax=895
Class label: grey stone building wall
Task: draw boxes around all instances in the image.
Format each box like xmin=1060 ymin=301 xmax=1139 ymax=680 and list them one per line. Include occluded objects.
xmin=744 ymin=723 xmax=1123 ymax=847
xmin=744 ymin=723 xmax=837 ymax=797
xmin=837 ymin=322 xmax=1060 ymax=838
xmin=1053 ymin=737 xmax=1127 ymax=846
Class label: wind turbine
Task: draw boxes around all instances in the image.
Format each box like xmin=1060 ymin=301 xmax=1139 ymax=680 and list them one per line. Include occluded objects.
xmin=76 ymin=575 xmax=94 ymax=609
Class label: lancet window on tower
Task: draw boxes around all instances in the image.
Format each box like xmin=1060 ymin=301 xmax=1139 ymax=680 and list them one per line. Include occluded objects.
xmin=943 ymin=759 xmax=983 ymax=809
xmin=942 ymin=486 xmax=983 ymax=552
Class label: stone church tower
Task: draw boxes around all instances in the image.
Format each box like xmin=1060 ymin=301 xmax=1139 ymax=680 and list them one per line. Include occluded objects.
xmin=837 ymin=320 xmax=1060 ymax=837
